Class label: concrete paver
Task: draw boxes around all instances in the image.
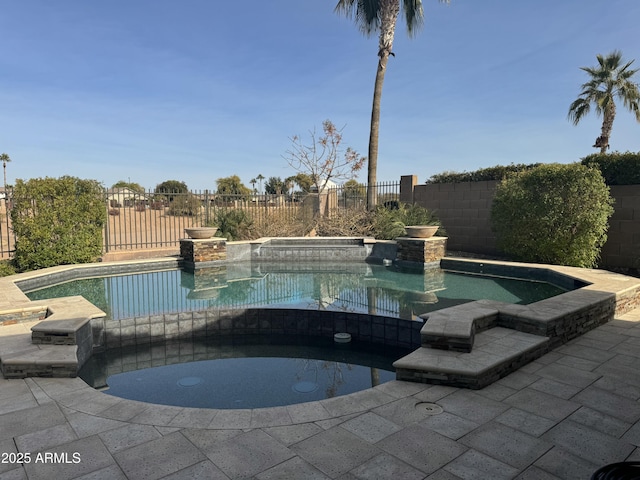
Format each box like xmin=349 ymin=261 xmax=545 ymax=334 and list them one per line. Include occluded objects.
xmin=444 ymin=449 xmax=520 ymax=480
xmin=459 ymin=422 xmax=552 ymax=470
xmin=2 ymin=311 xmax=640 ymax=478
xmin=113 ymin=432 xmax=206 ymax=480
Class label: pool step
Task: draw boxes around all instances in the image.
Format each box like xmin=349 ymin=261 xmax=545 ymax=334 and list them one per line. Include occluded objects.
xmin=393 ymin=327 xmax=550 ymax=389
xmin=420 ymin=302 xmax=499 ymax=352
xmin=31 ymin=317 xmax=92 ymax=346
xmin=0 ymin=296 xmax=105 ymax=379
xmin=1 ymin=343 xmax=79 ymax=378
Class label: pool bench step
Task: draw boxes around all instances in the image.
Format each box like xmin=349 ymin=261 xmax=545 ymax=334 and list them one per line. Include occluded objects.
xmin=420 ymin=302 xmax=500 ymax=352
xmin=0 ymin=296 xmax=105 ymax=379
xmin=1 ymin=343 xmax=79 ymax=378
xmin=394 ymin=327 xmax=550 ymax=389
xmin=31 ymin=317 xmax=92 ymax=346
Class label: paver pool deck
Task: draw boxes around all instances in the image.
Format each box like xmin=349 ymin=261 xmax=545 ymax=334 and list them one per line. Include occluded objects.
xmin=2 ymin=256 xmax=640 ymax=479
xmin=1 ymin=310 xmax=640 ymax=479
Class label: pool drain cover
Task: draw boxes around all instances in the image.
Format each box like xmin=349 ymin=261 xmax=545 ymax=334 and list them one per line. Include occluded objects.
xmin=334 ymin=332 xmax=352 ymax=343
xmin=177 ymin=377 xmax=202 ymax=387
xmin=293 ymin=381 xmax=318 ymax=393
xmin=415 ymin=402 xmax=443 ymax=415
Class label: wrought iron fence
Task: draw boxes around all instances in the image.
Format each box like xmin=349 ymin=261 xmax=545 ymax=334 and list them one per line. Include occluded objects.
xmin=0 ymin=181 xmax=400 ymax=258
xmin=104 ymin=182 xmax=399 ymax=253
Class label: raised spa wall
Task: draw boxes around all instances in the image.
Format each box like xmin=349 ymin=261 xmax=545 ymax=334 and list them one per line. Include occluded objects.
xmin=179 ymin=235 xmax=447 ymax=269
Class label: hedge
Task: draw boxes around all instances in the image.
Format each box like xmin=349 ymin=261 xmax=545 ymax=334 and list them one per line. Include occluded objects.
xmin=490 ymin=164 xmax=614 ymax=267
xmin=11 ymin=176 xmax=106 ymax=271
xmin=426 ymin=163 xmax=541 ymax=183
xmin=581 ymin=151 xmax=640 ymax=185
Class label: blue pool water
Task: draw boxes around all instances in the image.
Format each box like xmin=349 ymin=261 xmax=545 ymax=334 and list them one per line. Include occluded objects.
xmin=25 ymin=262 xmax=568 ymax=321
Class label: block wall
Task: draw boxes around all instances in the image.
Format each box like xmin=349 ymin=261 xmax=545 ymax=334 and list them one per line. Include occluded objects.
xmin=401 ymin=176 xmax=640 ymax=269
xmin=410 ymin=179 xmax=500 ymax=256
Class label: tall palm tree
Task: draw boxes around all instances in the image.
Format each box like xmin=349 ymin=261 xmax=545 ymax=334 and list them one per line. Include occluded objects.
xmin=256 ymin=173 xmax=265 ymax=195
xmin=0 ymin=153 xmax=10 ymax=199
xmin=568 ymin=50 xmax=640 ymax=153
xmin=335 ymin=0 xmax=449 ymax=209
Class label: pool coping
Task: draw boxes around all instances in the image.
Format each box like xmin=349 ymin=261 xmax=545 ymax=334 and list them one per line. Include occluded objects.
xmin=2 ymin=256 xmax=640 ymax=388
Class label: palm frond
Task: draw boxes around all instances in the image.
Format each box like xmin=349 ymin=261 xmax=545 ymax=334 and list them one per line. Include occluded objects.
xmin=568 ymin=98 xmax=591 ymax=125
xmin=403 ymin=0 xmax=424 ymax=36
xmin=336 ymin=0 xmax=448 ymax=37
xmin=335 ymin=0 xmax=381 ymax=36
xmin=569 ymin=50 xmax=640 ymax=132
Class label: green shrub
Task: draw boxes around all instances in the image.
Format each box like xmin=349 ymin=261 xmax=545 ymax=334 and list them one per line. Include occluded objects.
xmin=0 ymin=260 xmax=16 ymax=277
xmin=372 ymin=203 xmax=444 ymax=240
xmin=490 ymin=163 xmax=614 ymax=267
xmin=166 ymin=195 xmax=202 ymax=216
xmin=210 ymin=209 xmax=254 ymax=241
xmin=427 ymin=163 xmax=541 ymax=183
xmin=154 ymin=180 xmax=188 ymax=203
xmin=581 ymin=151 xmax=640 ymax=185
xmin=11 ymin=176 xmax=106 ymax=271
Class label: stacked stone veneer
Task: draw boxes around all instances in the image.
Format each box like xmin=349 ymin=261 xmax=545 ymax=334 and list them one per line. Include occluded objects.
xmin=441 ymin=258 xmax=640 ymax=348
xmin=1 ymin=297 xmax=106 ymax=378
xmin=395 ymin=327 xmax=550 ymax=389
xmin=0 ymin=307 xmax=48 ymax=326
xmin=391 ymin=258 xmax=640 ymax=388
xmin=97 ymin=308 xmax=423 ymax=352
xmin=180 ymin=238 xmax=227 ymax=268
xmin=396 ymin=237 xmax=447 ymax=264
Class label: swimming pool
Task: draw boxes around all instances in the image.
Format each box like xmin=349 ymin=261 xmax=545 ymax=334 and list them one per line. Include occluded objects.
xmin=16 ymin=259 xmax=576 ymax=401
xmin=25 ymin=261 xmax=569 ymax=321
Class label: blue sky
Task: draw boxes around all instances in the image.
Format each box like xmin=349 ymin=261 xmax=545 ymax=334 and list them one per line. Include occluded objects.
xmin=1 ymin=0 xmax=639 ymax=191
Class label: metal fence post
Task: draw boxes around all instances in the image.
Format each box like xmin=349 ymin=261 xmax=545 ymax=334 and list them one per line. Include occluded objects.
xmin=103 ymin=188 xmax=110 ymax=253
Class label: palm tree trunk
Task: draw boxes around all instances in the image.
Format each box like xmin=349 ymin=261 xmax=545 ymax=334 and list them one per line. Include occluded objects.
xmin=366 ymin=0 xmax=399 ymax=210
xmin=599 ymin=103 xmax=616 ymax=154
xmin=366 ymin=54 xmax=389 ymax=210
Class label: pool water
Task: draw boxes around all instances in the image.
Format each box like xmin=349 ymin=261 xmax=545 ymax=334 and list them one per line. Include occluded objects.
xmin=25 ymin=262 xmax=568 ymax=321
xmin=79 ymin=337 xmax=406 ymax=409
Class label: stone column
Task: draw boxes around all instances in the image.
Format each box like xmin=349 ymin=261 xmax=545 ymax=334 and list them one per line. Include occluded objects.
xmin=396 ymin=236 xmax=447 ymax=265
xmin=180 ymin=238 xmax=227 ymax=270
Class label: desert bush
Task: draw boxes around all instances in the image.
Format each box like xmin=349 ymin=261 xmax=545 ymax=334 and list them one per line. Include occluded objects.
xmin=11 ymin=176 xmax=106 ymax=271
xmin=253 ymin=208 xmax=315 ymax=238
xmin=315 ymin=207 xmax=374 ymax=237
xmin=0 ymin=260 xmax=16 ymax=277
xmin=491 ymin=163 xmax=614 ymax=267
xmin=372 ymin=203 xmax=443 ymax=240
xmin=313 ymin=203 xmax=443 ymax=240
xmin=210 ymin=209 xmax=254 ymax=241
xmin=167 ymin=195 xmax=202 ymax=216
